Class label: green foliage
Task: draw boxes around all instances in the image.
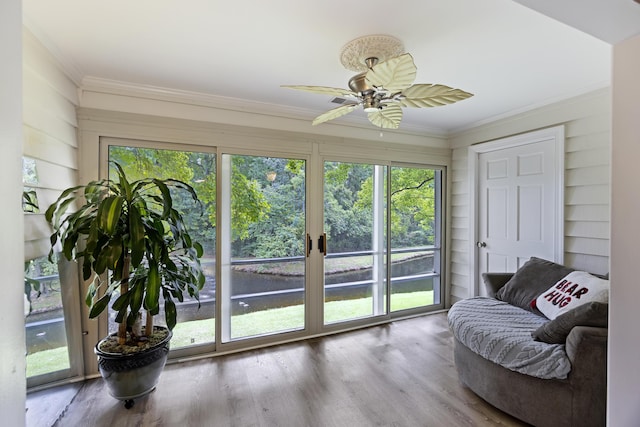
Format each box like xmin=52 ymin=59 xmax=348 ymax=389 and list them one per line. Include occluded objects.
xmin=24 ymin=260 xmax=41 ymax=314
xmin=356 ymin=166 xmax=436 ymax=247
xmin=45 ymin=161 xmax=205 ymax=336
xmin=231 ymin=157 xmax=270 ymax=241
xmin=323 ymin=162 xmax=376 ymax=252
xmin=23 ymin=191 xmax=43 ymax=311
xmin=243 ymin=158 xmax=306 ymax=258
xmin=101 ymin=149 xmax=437 ymax=263
xmin=23 ymin=189 xmax=39 ymax=213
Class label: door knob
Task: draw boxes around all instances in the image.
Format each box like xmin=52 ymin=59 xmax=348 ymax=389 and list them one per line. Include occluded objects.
xmin=476 ymin=241 xmax=487 ymax=248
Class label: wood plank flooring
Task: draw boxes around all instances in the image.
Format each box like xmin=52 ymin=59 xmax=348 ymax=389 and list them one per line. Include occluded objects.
xmin=29 ymin=313 xmax=527 ymax=427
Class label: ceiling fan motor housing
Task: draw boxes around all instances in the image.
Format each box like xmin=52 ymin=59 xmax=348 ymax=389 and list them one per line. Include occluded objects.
xmin=348 ymin=72 xmax=372 ymax=93
xmin=348 ymin=72 xmax=382 ymax=112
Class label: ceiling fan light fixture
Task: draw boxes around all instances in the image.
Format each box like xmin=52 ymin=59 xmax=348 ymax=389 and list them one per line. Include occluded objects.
xmin=362 ymin=94 xmax=381 ymax=112
xmin=283 ymin=35 xmax=473 ymax=130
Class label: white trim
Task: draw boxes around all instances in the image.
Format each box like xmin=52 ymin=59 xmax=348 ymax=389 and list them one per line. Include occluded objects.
xmin=79 ymin=76 xmax=449 ymax=138
xmin=467 ymin=125 xmax=565 ymax=296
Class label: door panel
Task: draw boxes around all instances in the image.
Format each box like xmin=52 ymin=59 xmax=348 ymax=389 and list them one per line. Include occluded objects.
xmin=221 ymin=154 xmax=306 ymax=341
xmin=477 ymin=136 xmax=560 ymax=293
xmin=322 ymin=161 xmax=444 ymax=324
xmin=108 ymin=145 xmax=217 ymax=350
xmin=323 ymin=161 xmax=386 ymax=324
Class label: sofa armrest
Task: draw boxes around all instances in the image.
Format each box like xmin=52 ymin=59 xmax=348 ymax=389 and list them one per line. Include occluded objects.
xmin=565 ymin=326 xmax=608 ymax=367
xmin=565 ymin=326 xmax=608 ymax=424
xmin=481 ymin=273 xmax=514 ymax=297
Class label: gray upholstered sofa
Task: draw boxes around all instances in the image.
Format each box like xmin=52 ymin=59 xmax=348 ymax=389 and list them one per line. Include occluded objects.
xmin=448 ymin=258 xmax=608 ymax=427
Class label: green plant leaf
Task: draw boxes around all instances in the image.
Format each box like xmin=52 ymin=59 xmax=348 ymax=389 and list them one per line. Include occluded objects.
xmin=112 ymin=292 xmax=131 ymax=311
xmin=193 ymin=241 xmax=204 ymax=258
xmin=153 ymin=179 xmax=172 ymax=218
xmin=128 ymin=204 xmax=145 ymax=267
xmin=89 ymin=292 xmax=111 ymax=318
xmin=130 ymin=279 xmax=144 ymax=314
xmin=82 ymin=257 xmax=93 ymax=281
xmin=94 ymin=236 xmax=122 ymax=275
xmin=97 ymin=195 xmax=124 ymax=235
xmin=115 ymin=305 xmax=128 ymax=324
xmin=113 ymin=162 xmax=133 ymax=201
xmin=144 ymin=261 xmax=160 ymax=311
xmin=165 ymin=298 xmax=177 ymax=330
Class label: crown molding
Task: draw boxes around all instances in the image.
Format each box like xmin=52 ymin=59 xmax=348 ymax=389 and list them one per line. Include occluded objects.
xmin=452 ymin=81 xmax=610 ymax=136
xmin=79 ymin=76 xmax=448 ymax=138
xmin=22 ymin=22 xmax=84 ymax=86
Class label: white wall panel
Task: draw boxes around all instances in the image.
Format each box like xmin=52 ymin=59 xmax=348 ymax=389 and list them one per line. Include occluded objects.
xmin=448 ymin=89 xmax=611 ymax=303
xmin=565 ymin=221 xmax=609 ymax=239
xmin=565 ymin=147 xmax=609 ymax=168
xmin=565 ymin=184 xmax=609 ymax=205
xmin=23 ymin=126 xmax=77 ymax=171
xmin=23 ymin=30 xmax=78 ymax=261
xmin=565 ymin=204 xmax=610 ymax=222
xmin=565 ymin=165 xmax=609 ymax=186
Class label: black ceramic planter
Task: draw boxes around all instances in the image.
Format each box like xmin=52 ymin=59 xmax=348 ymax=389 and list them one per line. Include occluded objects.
xmin=95 ymin=327 xmax=172 ymax=408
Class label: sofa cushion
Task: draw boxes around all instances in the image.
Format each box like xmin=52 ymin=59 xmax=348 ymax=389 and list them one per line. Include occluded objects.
xmin=495 ymin=257 xmax=573 ymax=313
xmin=447 ymin=297 xmax=571 ymax=379
xmin=532 ymin=301 xmax=608 ymax=344
xmin=533 ymin=271 xmax=609 ymax=320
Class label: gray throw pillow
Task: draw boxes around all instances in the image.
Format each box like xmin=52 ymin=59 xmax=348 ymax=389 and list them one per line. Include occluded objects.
xmin=532 ymin=301 xmax=608 ymax=344
xmin=495 ymin=257 xmax=574 ymax=313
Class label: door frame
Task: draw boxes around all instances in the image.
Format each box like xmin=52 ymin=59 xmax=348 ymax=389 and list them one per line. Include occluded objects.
xmin=467 ymin=126 xmax=565 ymax=297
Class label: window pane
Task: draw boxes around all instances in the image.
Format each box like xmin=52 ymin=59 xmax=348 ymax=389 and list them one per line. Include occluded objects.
xmin=221 ymin=155 xmax=306 ymax=341
xmin=323 ymin=162 xmax=388 ymax=324
xmin=25 ymin=255 xmax=71 ymax=377
xmin=108 ymin=146 xmax=216 ymax=349
xmin=389 ymin=166 xmax=441 ymax=312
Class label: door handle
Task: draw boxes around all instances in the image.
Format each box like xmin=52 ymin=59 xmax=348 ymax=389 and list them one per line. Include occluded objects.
xmin=476 ymin=241 xmax=487 ymax=248
xmin=306 ymin=233 xmax=312 ymax=257
xmin=318 ymin=233 xmax=327 ymax=256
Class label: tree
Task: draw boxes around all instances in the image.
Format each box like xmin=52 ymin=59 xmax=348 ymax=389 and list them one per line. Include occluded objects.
xmin=323 ymin=162 xmax=373 ymax=252
xmin=356 ymin=166 xmax=436 ymax=247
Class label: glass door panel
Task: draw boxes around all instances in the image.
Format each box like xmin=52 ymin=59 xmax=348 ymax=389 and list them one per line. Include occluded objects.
xmin=220 ymin=155 xmax=306 ymax=341
xmin=24 ymin=156 xmax=78 ymax=386
xmin=24 ymin=255 xmax=71 ymax=378
xmin=108 ymin=146 xmax=217 ymax=349
xmin=323 ymin=161 xmax=388 ymax=324
xmin=389 ymin=166 xmax=442 ymax=311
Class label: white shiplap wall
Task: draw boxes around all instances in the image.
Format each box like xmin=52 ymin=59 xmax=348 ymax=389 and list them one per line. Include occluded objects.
xmin=448 ymin=89 xmax=611 ymax=303
xmin=23 ymin=29 xmax=79 ymax=261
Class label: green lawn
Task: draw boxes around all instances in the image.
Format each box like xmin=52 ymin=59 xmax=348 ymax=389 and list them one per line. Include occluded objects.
xmin=27 ymin=291 xmax=433 ymax=376
xmin=26 ymin=346 xmax=70 ymax=378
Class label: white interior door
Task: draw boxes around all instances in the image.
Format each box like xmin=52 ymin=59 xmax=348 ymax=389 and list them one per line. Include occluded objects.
xmin=470 ymin=126 xmax=564 ymax=296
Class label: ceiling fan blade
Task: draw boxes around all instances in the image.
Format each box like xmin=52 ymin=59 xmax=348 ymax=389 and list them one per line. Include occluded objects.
xmin=367 ymin=104 xmax=403 ymax=129
xmin=312 ymin=103 xmax=360 ymax=126
xmin=399 ymin=84 xmax=474 ymax=108
xmin=281 ymin=85 xmax=357 ymax=98
xmin=366 ymin=53 xmax=417 ymax=93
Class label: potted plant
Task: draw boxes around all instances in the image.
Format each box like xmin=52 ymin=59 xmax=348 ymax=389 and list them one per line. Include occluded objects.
xmin=45 ymin=162 xmax=205 ymax=408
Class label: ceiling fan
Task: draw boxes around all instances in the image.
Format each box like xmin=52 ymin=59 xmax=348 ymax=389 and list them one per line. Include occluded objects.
xmin=282 ymin=35 xmax=474 ymax=130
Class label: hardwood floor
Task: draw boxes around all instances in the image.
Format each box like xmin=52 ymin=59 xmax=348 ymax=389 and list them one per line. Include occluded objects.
xmin=28 ymin=313 xmax=527 ymax=427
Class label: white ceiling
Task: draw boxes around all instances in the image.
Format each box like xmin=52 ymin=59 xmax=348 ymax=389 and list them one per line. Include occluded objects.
xmin=22 ymin=0 xmax=640 ymax=136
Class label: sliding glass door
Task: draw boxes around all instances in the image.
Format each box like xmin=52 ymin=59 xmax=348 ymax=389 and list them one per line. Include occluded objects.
xmin=108 ymin=145 xmax=217 ymax=350
xmin=99 ymin=139 xmax=443 ymax=358
xmin=388 ymin=166 xmax=442 ymax=311
xmin=220 ymin=154 xmax=306 ymax=341
xmin=24 ymin=157 xmax=82 ymax=388
xmin=323 ymin=161 xmax=388 ymax=324
xmin=323 ymin=161 xmax=443 ymax=326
